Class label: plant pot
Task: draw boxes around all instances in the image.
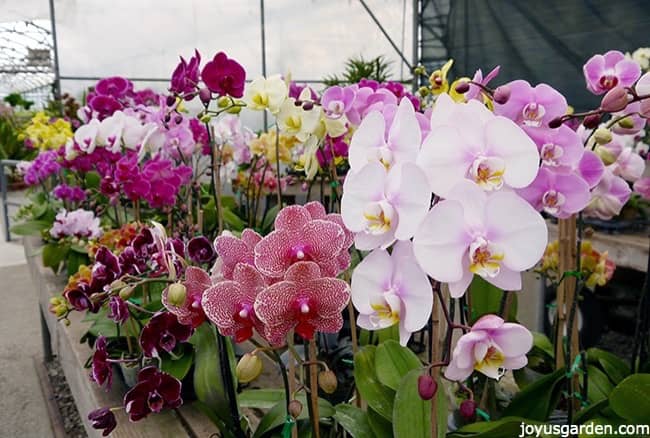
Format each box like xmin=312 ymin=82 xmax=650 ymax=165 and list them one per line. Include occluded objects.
xmin=118 ymin=362 xmax=141 ymax=388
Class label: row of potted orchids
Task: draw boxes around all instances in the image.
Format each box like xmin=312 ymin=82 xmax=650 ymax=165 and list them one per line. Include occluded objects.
xmin=14 ymin=46 xmax=650 ymax=437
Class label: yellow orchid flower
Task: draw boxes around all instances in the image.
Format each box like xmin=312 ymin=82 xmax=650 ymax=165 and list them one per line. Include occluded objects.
xmin=429 ymin=59 xmax=454 ymax=95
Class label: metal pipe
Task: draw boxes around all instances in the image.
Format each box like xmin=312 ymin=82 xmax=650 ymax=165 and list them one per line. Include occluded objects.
xmin=48 ymin=0 xmax=62 ymax=108
xmin=260 ymin=0 xmax=268 ymax=130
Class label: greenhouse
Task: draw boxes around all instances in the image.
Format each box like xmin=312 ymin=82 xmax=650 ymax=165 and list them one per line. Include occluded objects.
xmin=1 ymin=1 xmax=649 ymax=437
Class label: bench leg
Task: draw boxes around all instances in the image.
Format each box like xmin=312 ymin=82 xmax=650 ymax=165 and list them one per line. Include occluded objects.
xmin=40 ymin=307 xmax=53 ymax=362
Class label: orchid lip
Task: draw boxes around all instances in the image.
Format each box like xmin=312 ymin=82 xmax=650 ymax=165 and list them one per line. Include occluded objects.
xmin=540 ymin=143 xmax=564 ymax=166
xmin=362 ymin=200 xmax=394 ymax=235
xmin=522 ymin=102 xmax=546 ymax=126
xmin=542 ymin=190 xmax=566 ymax=215
xmin=469 ymin=156 xmax=505 ymax=191
xmin=468 ymin=236 xmax=504 ymax=278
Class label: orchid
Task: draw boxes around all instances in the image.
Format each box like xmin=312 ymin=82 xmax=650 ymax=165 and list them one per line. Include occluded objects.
xmin=351 ymin=241 xmax=432 ymax=346
xmin=517 ymin=167 xmax=591 ymax=219
xmin=123 ymin=367 xmax=182 ymax=422
xmin=428 ymin=59 xmax=453 ymax=95
xmin=348 ymin=98 xmax=421 ymax=172
xmin=139 ymin=312 xmax=193 ymax=358
xmin=584 ymin=168 xmax=632 ymax=220
xmin=243 ymin=74 xmax=288 ymax=114
xmin=201 ymin=51 xmax=246 ymax=98
xmin=162 ymin=266 xmax=210 ymax=328
xmin=417 ymin=93 xmax=539 ymax=196
xmin=634 ymin=177 xmax=650 ymax=199
xmin=444 ymin=315 xmax=532 ymax=381
xmin=493 ymin=80 xmax=567 ymax=128
xmin=321 ymin=85 xmax=356 ymax=119
xmin=341 ymin=161 xmax=430 ymax=250
xmin=583 ymin=50 xmax=641 ymax=95
xmin=254 ymin=261 xmax=350 ymax=345
xmin=213 ymin=229 xmax=262 ymax=280
xmin=50 ymin=209 xmax=103 ymax=240
xmin=277 ymin=89 xmax=322 ymax=142
xmin=413 ymin=180 xmax=547 ymax=297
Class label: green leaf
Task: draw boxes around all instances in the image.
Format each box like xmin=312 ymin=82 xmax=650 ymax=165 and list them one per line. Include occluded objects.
xmin=220 ymin=195 xmax=238 ymax=210
xmin=190 ymin=324 xmax=237 ymax=432
xmin=82 ymin=309 xmax=119 ymax=338
xmin=84 ymin=171 xmax=101 ymax=189
xmin=574 ymin=398 xmax=609 ymax=425
xmin=513 ymin=367 xmax=546 ymax=390
xmin=160 ymin=347 xmax=194 ymax=380
xmin=333 ymin=404 xmax=372 ymax=438
xmin=502 ymin=368 xmax=566 ymax=421
xmin=586 ymin=348 xmax=630 ymax=385
xmin=393 ymin=369 xmax=430 ymax=438
xmin=375 ymin=340 xmax=422 ymax=390
xmin=252 ymin=397 xmax=334 ymax=438
xmin=468 ymin=276 xmax=517 ymax=323
xmin=609 ymin=373 xmax=650 ymax=423
xmin=10 ymin=219 xmax=50 ymax=235
xmin=261 ymin=203 xmax=280 ymax=232
xmin=239 ymin=389 xmax=285 ymax=410
xmin=586 ymin=365 xmax=615 ymax=403
xmin=368 ymin=408 xmax=393 ymax=438
xmin=448 ymin=416 xmax=545 ymax=438
xmin=353 ymin=345 xmax=395 ymax=420
xmin=531 ymin=332 xmax=554 ymax=359
xmin=67 ymin=251 xmax=89 ymax=277
xmin=42 ymin=242 xmax=68 ymax=270
xmin=222 ymin=207 xmax=245 ymax=232
xmin=435 ymin=375 xmax=448 ymax=438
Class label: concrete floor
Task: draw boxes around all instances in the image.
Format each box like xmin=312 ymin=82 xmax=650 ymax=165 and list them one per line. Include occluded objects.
xmin=0 ymin=194 xmax=53 ymax=437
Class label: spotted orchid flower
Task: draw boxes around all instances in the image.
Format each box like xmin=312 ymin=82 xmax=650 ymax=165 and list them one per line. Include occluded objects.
xmin=348 ymin=97 xmax=421 ymax=172
xmin=341 ymin=161 xmax=430 ymax=251
xmin=254 ymin=261 xmax=350 ymax=345
xmin=413 ymin=180 xmax=547 ymax=297
xmin=494 ymin=80 xmax=567 ymax=128
xmin=583 ymin=50 xmax=641 ymax=95
xmin=303 ymin=201 xmax=354 ymax=273
xmin=517 ymin=167 xmax=591 ymax=219
xmin=202 ymin=262 xmax=266 ymax=343
xmin=351 ymin=241 xmax=432 ymax=346
xmin=162 ymin=266 xmax=209 ymax=328
xmin=444 ymin=314 xmax=532 ymax=381
xmin=417 ymin=93 xmax=539 ymax=197
xmin=213 ymin=228 xmax=262 ymax=280
xmin=254 ymin=204 xmax=346 ymax=278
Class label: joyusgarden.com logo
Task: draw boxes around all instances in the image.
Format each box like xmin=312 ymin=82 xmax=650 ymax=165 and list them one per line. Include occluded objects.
xmin=518 ymin=422 xmax=650 ymax=437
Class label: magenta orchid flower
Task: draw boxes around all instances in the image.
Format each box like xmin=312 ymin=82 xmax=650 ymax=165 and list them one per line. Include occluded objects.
xmin=202 ymin=262 xmax=266 ymax=343
xmin=254 ymin=204 xmax=347 ymax=278
xmin=493 ymin=80 xmax=567 ymax=128
xmin=465 ymin=65 xmax=500 ymax=102
xmin=348 ymin=98 xmax=421 ymax=172
xmin=444 ymin=314 xmax=532 ymax=381
xmin=341 ymin=161 xmax=430 ymax=250
xmin=321 ymin=85 xmax=356 ymax=119
xmin=162 ymin=266 xmax=210 ymax=328
xmin=413 ymin=180 xmax=547 ymax=297
xmin=351 ymin=241 xmax=432 ymax=346
xmin=517 ymin=167 xmax=591 ymax=219
xmin=583 ymin=50 xmax=641 ymax=95
xmin=576 ymin=149 xmax=606 ymax=188
xmin=213 ymin=228 xmax=262 ymax=280
xmin=584 ymin=168 xmax=632 ymax=220
xmin=254 ymin=261 xmax=350 ymax=345
xmin=417 ymin=94 xmax=539 ymax=196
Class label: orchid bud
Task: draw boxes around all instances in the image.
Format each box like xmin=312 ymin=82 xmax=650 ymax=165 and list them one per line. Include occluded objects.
xmin=600 ymin=86 xmax=628 ymax=112
xmin=454 ymin=81 xmax=470 ymax=94
xmin=493 ymin=86 xmax=511 ymax=104
xmin=459 ymin=400 xmax=477 ymax=421
xmin=418 ymin=86 xmax=430 ymax=97
xmin=618 ymin=116 xmax=635 ymax=129
xmin=595 ymin=145 xmax=618 ymax=165
xmin=318 ymin=370 xmax=338 ymax=394
xmin=199 ymin=87 xmax=211 ymax=105
xmin=167 ymin=283 xmax=187 ymax=307
xmin=199 ymin=113 xmax=212 ymax=123
xmin=302 ymin=101 xmax=314 ymax=111
xmin=110 ymin=279 xmax=126 ymax=291
xmin=583 ymin=114 xmax=601 ymax=129
xmin=227 ymin=105 xmax=242 ymax=114
xmin=413 ymin=65 xmax=426 ymax=76
xmin=288 ymin=400 xmax=303 ymax=418
xmin=119 ymin=286 xmax=134 ymax=300
xmin=174 ymin=114 xmax=183 ymax=125
xmin=164 ymin=113 xmax=171 ymax=123
xmin=594 ymin=127 xmax=613 ymax=145
xmin=548 ymin=117 xmax=563 ymax=129
xmin=417 ymin=374 xmax=437 ymax=400
xmin=236 ymin=353 xmax=263 ymax=383
xmin=166 ymin=95 xmax=176 ymax=107
xmin=217 ymin=96 xmax=230 ymax=108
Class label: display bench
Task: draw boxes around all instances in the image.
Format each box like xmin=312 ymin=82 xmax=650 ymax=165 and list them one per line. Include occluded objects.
xmin=24 ymin=236 xmax=217 ymax=438
xmin=547 ymin=222 xmax=649 ymax=272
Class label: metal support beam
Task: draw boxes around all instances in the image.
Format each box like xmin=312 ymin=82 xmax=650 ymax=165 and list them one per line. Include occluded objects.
xmin=48 ymin=0 xmax=62 ymax=106
xmin=260 ymin=0 xmax=268 ymax=129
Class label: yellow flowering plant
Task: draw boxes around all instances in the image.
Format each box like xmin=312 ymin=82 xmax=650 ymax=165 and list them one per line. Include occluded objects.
xmin=20 ymin=111 xmax=73 ymax=151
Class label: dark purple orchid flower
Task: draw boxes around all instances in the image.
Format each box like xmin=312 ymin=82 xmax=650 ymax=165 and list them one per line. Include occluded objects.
xmin=90 ymin=336 xmax=113 ymax=390
xmin=95 ymin=76 xmax=131 ymax=99
xmin=107 ymin=296 xmax=129 ymax=324
xmin=139 ymin=312 xmax=193 ymax=358
xmin=187 ymin=236 xmax=216 ymax=265
xmin=123 ymin=366 xmax=182 ymax=422
xmin=90 ymin=247 xmax=121 ymax=293
xmin=88 ymin=407 xmax=117 ymax=436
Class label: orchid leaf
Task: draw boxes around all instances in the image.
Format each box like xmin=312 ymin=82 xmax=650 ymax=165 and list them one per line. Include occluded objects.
xmin=354 ymin=345 xmax=395 ymax=420
xmin=502 ymin=368 xmax=565 ymax=421
xmin=375 ymin=340 xmax=422 ymax=390
xmin=393 ymin=369 xmax=430 ymax=438
xmin=609 ymin=373 xmax=650 ymax=422
xmin=334 ymin=404 xmax=372 ymax=438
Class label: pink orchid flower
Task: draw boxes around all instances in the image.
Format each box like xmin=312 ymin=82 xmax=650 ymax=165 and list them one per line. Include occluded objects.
xmin=417 ymin=93 xmax=539 ymax=197
xmin=254 ymin=204 xmax=346 ymax=278
xmin=321 ymin=85 xmax=356 ymax=119
xmin=465 ymin=66 xmax=500 ymax=102
xmin=583 ymin=50 xmax=641 ymax=95
xmin=162 ymin=266 xmax=210 ymax=328
xmin=348 ymin=98 xmax=421 ymax=172
xmin=523 ymin=125 xmax=584 ymax=170
xmin=577 ymin=149 xmax=606 ymax=188
xmin=202 ymin=262 xmax=267 ymax=343
xmin=610 ymin=147 xmax=645 ymax=182
xmin=445 ymin=314 xmax=532 ymax=381
xmin=493 ymin=80 xmax=567 ymax=128
xmin=413 ymin=180 xmax=547 ymax=297
xmin=213 ymin=228 xmax=262 ymax=280
xmin=303 ymin=201 xmax=354 ymax=273
xmin=341 ymin=161 xmax=430 ymax=251
xmin=517 ymin=167 xmax=591 ymax=219
xmin=584 ymin=168 xmax=632 ymax=220
xmin=612 ymin=101 xmax=646 ymax=135
xmin=634 ymin=177 xmax=650 ymax=200
xmin=351 ymin=241 xmax=432 ymax=346
xmin=254 ymin=261 xmax=350 ymax=345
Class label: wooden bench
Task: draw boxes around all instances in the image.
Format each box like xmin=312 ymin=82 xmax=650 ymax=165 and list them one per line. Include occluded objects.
xmin=24 ymin=236 xmax=218 ymax=438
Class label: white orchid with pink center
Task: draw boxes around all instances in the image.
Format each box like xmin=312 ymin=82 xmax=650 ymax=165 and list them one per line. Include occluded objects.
xmin=413 ymin=180 xmax=547 ymax=297
xmin=445 ymin=314 xmax=533 ymax=381
xmin=416 ymin=93 xmax=540 ymax=197
xmin=341 ymin=161 xmax=430 ymax=250
xmin=351 ymin=241 xmax=432 ymax=346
